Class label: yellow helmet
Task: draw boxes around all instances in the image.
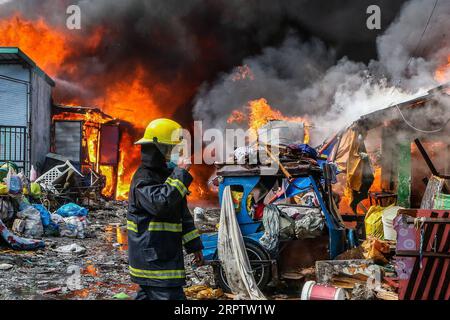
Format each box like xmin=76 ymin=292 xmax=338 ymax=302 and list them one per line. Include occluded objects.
xmin=135 ymin=118 xmax=183 ymax=145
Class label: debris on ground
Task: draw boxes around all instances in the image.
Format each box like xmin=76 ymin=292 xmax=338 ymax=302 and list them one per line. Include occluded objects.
xmin=184 ymin=285 xmax=224 ymax=300
xmin=54 ymin=243 xmax=86 ymax=254
xmin=0 ymin=263 xmax=13 ymax=271
xmin=361 ymin=237 xmax=391 ymax=264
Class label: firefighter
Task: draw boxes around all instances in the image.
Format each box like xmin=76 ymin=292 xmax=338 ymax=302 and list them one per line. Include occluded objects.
xmin=128 ymin=118 xmax=204 ymax=300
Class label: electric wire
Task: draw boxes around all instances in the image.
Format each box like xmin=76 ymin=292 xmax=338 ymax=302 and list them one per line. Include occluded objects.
xmin=392 ymin=0 xmax=445 ymax=134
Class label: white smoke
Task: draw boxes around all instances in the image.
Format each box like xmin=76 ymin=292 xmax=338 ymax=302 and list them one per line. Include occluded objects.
xmin=193 ymin=0 xmax=449 ymax=145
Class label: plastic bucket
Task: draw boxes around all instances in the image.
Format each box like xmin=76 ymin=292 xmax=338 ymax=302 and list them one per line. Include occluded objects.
xmin=301 ymin=281 xmax=346 ymax=300
xmin=382 ymin=206 xmax=402 ymax=241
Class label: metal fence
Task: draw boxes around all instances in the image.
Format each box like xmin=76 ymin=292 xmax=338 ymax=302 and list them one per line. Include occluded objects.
xmin=0 ymin=125 xmax=28 ymax=173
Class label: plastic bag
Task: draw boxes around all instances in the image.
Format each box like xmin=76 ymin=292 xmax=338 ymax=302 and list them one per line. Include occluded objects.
xmin=52 ymin=214 xmax=88 ymax=239
xmin=18 ymin=196 xmax=32 ymax=211
xmin=0 ymin=162 xmax=19 ymax=182
xmin=30 ymin=165 xmax=38 ymax=182
xmin=56 ymin=203 xmax=88 ymax=217
xmin=0 ymin=183 xmax=7 ymax=195
xmin=365 ymin=206 xmax=384 ymax=239
xmin=30 ymin=182 xmax=42 ymax=198
xmin=6 ymin=167 xmax=23 ymax=195
xmin=32 ymin=204 xmax=59 ymax=235
xmin=63 ymin=216 xmax=88 ymax=239
xmin=0 ymin=198 xmax=15 ymax=222
xmin=16 ymin=206 xmax=43 ymax=238
xmin=33 ymin=204 xmax=51 ymax=226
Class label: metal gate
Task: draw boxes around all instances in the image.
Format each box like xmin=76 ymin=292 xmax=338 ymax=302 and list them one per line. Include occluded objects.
xmin=0 ymin=126 xmax=28 ymax=172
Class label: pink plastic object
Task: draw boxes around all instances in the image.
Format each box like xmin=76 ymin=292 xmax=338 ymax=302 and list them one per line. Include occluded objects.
xmin=301 ymin=281 xmax=346 ymax=300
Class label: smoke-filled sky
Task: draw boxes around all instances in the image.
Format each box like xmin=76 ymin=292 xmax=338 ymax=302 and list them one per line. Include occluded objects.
xmin=1 ymin=0 xmax=449 ymax=141
xmin=192 ymin=0 xmax=450 ymax=143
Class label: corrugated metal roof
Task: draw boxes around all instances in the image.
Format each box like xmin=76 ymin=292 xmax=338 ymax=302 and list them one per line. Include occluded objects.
xmin=0 ymin=47 xmax=55 ymax=86
xmin=355 ymin=83 xmax=450 ymax=130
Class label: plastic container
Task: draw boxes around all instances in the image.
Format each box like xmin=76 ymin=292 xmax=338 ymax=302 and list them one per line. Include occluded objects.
xmin=258 ymin=120 xmax=305 ymax=146
xmin=382 ymin=205 xmax=402 ymax=241
xmin=301 ymin=281 xmax=346 ymax=300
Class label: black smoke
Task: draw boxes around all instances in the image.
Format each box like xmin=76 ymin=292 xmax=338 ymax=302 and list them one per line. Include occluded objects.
xmin=0 ymin=0 xmax=410 ymax=124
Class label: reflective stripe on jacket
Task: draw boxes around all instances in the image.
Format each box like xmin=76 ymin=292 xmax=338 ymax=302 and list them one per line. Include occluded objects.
xmin=127 ymin=144 xmax=203 ymax=287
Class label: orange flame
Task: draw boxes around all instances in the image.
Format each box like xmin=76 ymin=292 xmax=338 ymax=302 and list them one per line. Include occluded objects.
xmin=0 ymin=14 xmax=69 ymax=76
xmin=435 ymin=55 xmax=450 ymax=83
xmin=228 ymin=98 xmax=310 ymax=144
xmin=99 ymin=165 xmax=115 ymax=198
xmin=52 ymin=110 xmax=110 ymax=164
xmin=116 ymin=132 xmax=141 ymax=201
xmin=97 ymin=66 xmax=162 ymax=130
xmin=0 ymin=14 xmax=236 ymax=204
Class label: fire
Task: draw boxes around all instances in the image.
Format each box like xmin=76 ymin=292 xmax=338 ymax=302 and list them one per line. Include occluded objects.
xmin=0 ymin=14 xmax=69 ymax=75
xmin=116 ymin=131 xmax=141 ymax=201
xmin=97 ymin=66 xmax=162 ymax=130
xmin=92 ymin=66 xmax=165 ymax=200
xmin=52 ymin=108 xmax=118 ymax=197
xmin=227 ymin=110 xmax=246 ymax=124
xmin=435 ymin=55 xmax=450 ymax=83
xmin=0 ymin=14 xmax=230 ymax=204
xmin=99 ymin=165 xmax=115 ymax=198
xmin=52 ymin=109 xmax=111 ymax=163
xmin=228 ymin=98 xmax=310 ymax=144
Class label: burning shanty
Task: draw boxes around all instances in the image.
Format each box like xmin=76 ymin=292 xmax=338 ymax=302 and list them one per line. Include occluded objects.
xmin=0 ymin=0 xmax=449 ymax=305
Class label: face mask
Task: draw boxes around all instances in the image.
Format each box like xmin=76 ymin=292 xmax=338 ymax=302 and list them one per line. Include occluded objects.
xmin=170 ymin=151 xmax=180 ymax=164
xmin=167 ymin=161 xmax=177 ymax=169
xmin=166 ymin=150 xmax=180 ymax=169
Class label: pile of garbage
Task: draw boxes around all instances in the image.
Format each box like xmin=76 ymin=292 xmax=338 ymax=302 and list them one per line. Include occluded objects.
xmin=0 ymin=161 xmax=93 ymax=251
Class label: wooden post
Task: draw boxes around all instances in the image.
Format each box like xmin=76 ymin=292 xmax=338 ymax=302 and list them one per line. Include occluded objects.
xmin=397 ymin=141 xmax=411 ymax=207
xmin=381 ymin=127 xmax=396 ymax=191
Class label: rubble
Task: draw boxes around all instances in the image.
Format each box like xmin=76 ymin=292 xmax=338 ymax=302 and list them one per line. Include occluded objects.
xmin=0 ymin=202 xmax=132 ymax=300
xmin=184 ymin=285 xmax=224 ymax=300
xmin=0 ymin=263 xmax=13 ymax=271
xmin=54 ymin=244 xmax=86 ymax=255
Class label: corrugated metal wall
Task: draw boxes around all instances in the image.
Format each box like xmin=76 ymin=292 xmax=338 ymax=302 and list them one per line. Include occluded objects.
xmin=54 ymin=121 xmax=82 ymax=162
xmin=30 ymin=70 xmax=52 ymax=170
xmin=0 ymin=78 xmax=28 ymax=126
xmin=0 ymin=65 xmax=29 ymax=126
xmin=0 ymin=65 xmax=30 ymax=172
xmin=0 ymin=63 xmax=53 ymax=173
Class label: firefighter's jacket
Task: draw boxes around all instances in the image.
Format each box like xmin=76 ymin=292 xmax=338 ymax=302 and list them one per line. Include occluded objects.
xmin=127 ymin=145 xmax=203 ymax=287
